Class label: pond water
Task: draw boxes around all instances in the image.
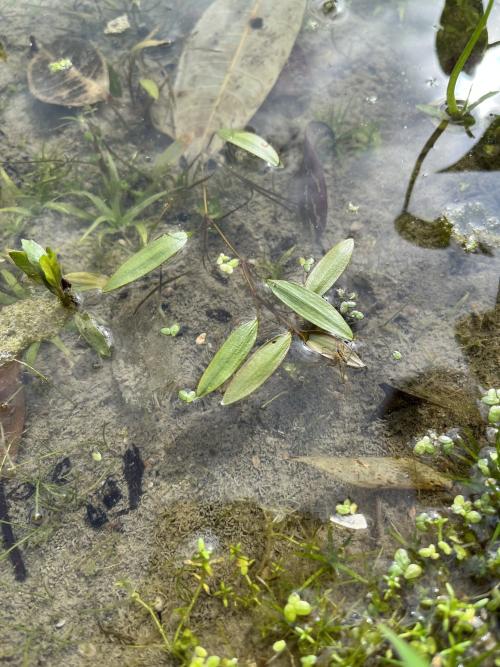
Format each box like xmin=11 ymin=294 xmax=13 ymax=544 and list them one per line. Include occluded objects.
xmin=0 ymin=0 xmax=499 ymax=664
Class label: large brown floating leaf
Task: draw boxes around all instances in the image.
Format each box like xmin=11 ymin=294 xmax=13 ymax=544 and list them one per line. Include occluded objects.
xmin=27 ymin=37 xmax=109 ymax=107
xmin=295 ymin=456 xmax=452 ymax=491
xmin=0 ymin=361 xmax=25 ymax=465
xmin=151 ymin=0 xmax=307 ymax=162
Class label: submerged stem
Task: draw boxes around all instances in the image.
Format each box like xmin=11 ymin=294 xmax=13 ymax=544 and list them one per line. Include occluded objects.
xmin=446 ymin=0 xmax=494 ymax=118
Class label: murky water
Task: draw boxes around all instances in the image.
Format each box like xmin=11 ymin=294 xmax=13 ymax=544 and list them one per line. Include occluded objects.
xmin=0 ymin=0 xmax=499 ymax=664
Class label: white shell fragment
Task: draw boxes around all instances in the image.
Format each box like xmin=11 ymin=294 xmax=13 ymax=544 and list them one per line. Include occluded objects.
xmin=330 ymin=513 xmax=368 ymax=530
xmin=104 ymin=14 xmax=131 ymax=35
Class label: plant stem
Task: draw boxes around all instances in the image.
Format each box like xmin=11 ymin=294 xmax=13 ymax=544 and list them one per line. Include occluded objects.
xmin=446 ymin=0 xmax=494 ymax=118
xmin=131 ymin=592 xmax=171 ymax=652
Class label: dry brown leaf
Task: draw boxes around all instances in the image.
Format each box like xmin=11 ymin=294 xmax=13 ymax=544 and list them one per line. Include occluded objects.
xmin=28 ymin=37 xmax=109 ymax=107
xmin=295 ymin=456 xmax=452 ymax=491
xmin=151 ymin=0 xmax=307 ymax=162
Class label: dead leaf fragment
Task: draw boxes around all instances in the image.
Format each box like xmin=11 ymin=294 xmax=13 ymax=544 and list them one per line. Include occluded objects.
xmin=295 ymin=456 xmax=452 ymax=491
xmin=152 ymin=0 xmax=307 ymax=162
xmin=28 ymin=37 xmax=109 ymax=107
xmin=104 ymin=14 xmax=131 ymax=35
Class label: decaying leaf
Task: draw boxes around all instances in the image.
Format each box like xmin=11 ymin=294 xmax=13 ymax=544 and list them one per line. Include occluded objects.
xmin=0 ymin=361 xmax=25 ymax=465
xmin=104 ymin=14 xmax=131 ymax=35
xmin=27 ymin=37 xmax=109 ymax=107
xmin=295 ymin=456 xmax=452 ymax=490
xmin=305 ymin=333 xmax=365 ymax=368
xmin=151 ymin=0 xmax=307 ymax=162
xmin=297 ymin=122 xmax=331 ymax=234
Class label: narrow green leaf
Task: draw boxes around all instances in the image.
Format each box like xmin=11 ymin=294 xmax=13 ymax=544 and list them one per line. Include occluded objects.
xmin=21 ymin=239 xmax=45 ymax=267
xmin=122 ymin=190 xmax=168 ymax=226
xmin=305 ymin=239 xmax=354 ymax=295
xmin=64 ymin=272 xmax=109 ymax=291
xmin=268 ymin=280 xmax=353 ymax=341
xmin=74 ymin=311 xmax=113 ymax=358
xmin=103 ymin=231 xmax=187 ymax=292
xmin=139 ymin=78 xmax=159 ymax=100
xmin=196 ymin=319 xmax=258 ymax=398
xmin=222 ymin=332 xmax=292 ymax=405
xmin=39 ymin=248 xmax=63 ymax=291
xmin=218 ymin=129 xmax=281 ymax=167
xmin=8 ymin=250 xmax=43 ymax=283
xmin=380 ymin=626 xmax=430 ymax=667
xmin=468 ymin=90 xmax=499 ymax=112
xmin=44 ymin=201 xmax=93 ymax=220
xmin=153 ymin=140 xmax=186 ymax=176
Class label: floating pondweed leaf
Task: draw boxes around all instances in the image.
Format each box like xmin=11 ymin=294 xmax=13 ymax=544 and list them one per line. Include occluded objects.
xmin=305 ymin=333 xmax=364 ymax=367
xmin=436 ymin=0 xmax=488 ymax=76
xmin=151 ymin=0 xmax=307 ymax=163
xmin=222 ymin=332 xmax=292 ymax=405
xmin=268 ymin=280 xmax=353 ymax=340
xmin=218 ymin=129 xmax=281 ymax=167
xmin=103 ymin=231 xmax=187 ymax=292
xmin=305 ymin=238 xmax=354 ymax=296
xmin=74 ymin=311 xmax=113 ymax=358
xmin=27 ymin=37 xmax=109 ymax=107
xmin=0 ymin=361 xmax=25 ymax=464
xmin=295 ymin=456 xmax=452 ymax=490
xmin=296 ymin=121 xmax=332 ymax=234
xmin=196 ymin=319 xmax=258 ymax=398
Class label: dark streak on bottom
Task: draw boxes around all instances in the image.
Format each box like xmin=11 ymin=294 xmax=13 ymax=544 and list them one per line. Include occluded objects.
xmin=0 ymin=478 xmax=27 ymax=581
xmin=123 ymin=445 xmax=145 ymax=510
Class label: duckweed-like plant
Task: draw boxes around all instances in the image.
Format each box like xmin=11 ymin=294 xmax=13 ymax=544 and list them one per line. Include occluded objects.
xmin=117 ymin=397 xmax=499 ymax=665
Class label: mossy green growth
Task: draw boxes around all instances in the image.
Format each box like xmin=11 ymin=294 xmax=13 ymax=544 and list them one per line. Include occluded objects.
xmin=0 ymin=296 xmax=70 ymax=364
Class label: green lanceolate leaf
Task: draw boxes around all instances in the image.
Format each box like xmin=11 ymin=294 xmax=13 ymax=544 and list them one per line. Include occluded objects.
xmin=380 ymin=626 xmax=430 ymax=667
xmin=39 ymin=248 xmax=63 ymax=292
xmin=196 ymin=318 xmax=258 ymax=398
xmin=74 ymin=311 xmax=113 ymax=357
xmin=218 ymin=129 xmax=281 ymax=167
xmin=222 ymin=332 xmax=292 ymax=405
xmin=21 ymin=239 xmax=45 ymax=267
xmin=305 ymin=238 xmax=354 ymax=295
xmin=268 ymin=280 xmax=353 ymax=341
xmin=103 ymin=231 xmax=187 ymax=292
xmin=8 ymin=250 xmax=44 ymax=283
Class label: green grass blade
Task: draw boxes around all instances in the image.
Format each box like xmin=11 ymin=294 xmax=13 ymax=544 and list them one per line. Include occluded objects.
xmin=380 ymin=626 xmax=430 ymax=667
xmin=122 ymin=191 xmax=168 ymax=226
xmin=44 ymin=201 xmax=94 ymax=221
xmin=70 ymin=191 xmax=114 ymax=218
xmin=222 ymin=332 xmax=292 ymax=405
xmin=103 ymin=231 xmax=187 ymax=292
xmin=79 ymin=215 xmax=112 ymax=241
xmin=268 ymin=280 xmax=353 ymax=340
xmin=305 ymin=238 xmax=354 ymax=295
xmin=196 ymin=319 xmax=258 ymax=398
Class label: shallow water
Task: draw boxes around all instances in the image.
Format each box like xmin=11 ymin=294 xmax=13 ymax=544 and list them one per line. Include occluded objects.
xmin=0 ymin=0 xmax=499 ymax=664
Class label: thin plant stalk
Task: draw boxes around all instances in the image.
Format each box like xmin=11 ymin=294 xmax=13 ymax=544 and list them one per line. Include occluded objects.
xmin=446 ymin=0 xmax=494 ymax=118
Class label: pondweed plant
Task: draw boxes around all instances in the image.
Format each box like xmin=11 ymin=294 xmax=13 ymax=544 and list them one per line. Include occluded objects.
xmin=179 ymin=231 xmax=364 ymax=406
xmin=116 ymin=398 xmax=499 ymax=665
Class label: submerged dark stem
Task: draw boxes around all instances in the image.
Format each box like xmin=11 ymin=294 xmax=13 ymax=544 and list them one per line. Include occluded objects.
xmin=402 ymin=119 xmax=449 ymax=212
xmin=0 ymin=479 xmax=27 ymax=581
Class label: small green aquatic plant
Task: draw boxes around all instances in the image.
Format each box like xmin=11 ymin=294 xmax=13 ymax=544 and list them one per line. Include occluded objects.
xmin=116 ymin=398 xmax=499 ymax=664
xmin=179 ymin=238 xmax=361 ymax=405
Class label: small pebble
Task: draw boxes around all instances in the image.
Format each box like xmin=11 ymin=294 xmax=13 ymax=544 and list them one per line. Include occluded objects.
xmin=196 ymin=332 xmax=207 ymax=345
